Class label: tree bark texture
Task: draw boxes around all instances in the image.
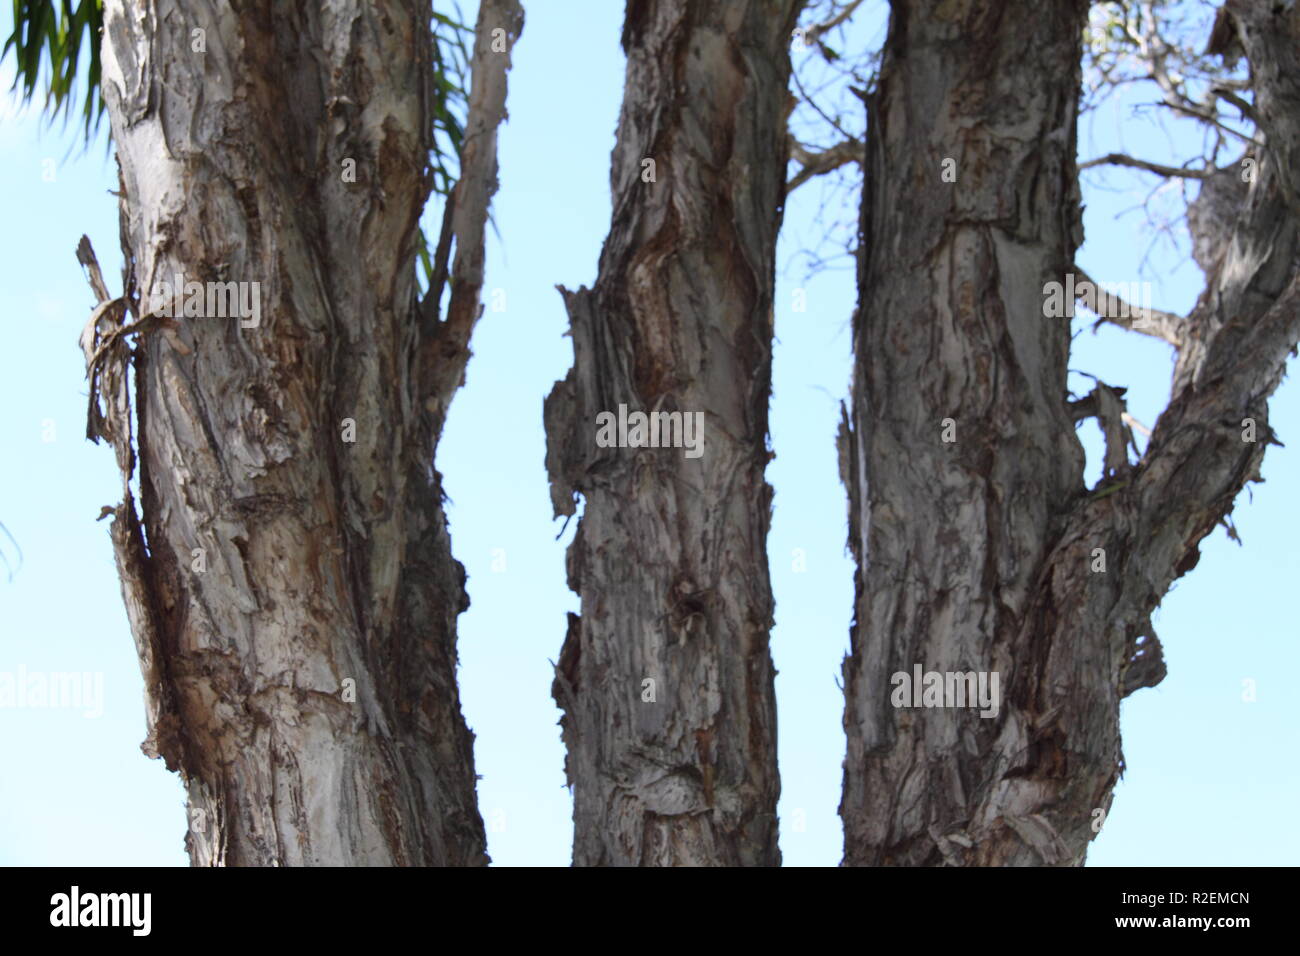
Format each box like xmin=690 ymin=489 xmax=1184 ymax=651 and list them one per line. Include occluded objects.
xmin=83 ymin=0 xmax=520 ymax=866
xmin=840 ymin=0 xmax=1300 ymax=866
xmin=544 ymin=0 xmax=802 ymax=866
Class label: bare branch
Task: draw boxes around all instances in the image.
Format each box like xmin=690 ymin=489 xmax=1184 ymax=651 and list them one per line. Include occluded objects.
xmin=1072 ymin=0 xmax=1300 ymax=626
xmin=421 ymin=0 xmax=523 ymax=434
xmin=1072 ymin=267 xmax=1186 ymax=347
xmin=421 ymin=185 xmax=456 ymax=329
xmin=787 ymin=134 xmax=862 ymax=193
xmin=1079 ymin=152 xmax=1214 ymax=179
xmin=1121 ymin=411 xmax=1152 ymax=438
xmin=791 ymin=66 xmax=859 ymax=144
xmin=1212 ymin=86 xmax=1257 ymax=123
xmin=804 ymin=0 xmax=867 ymax=47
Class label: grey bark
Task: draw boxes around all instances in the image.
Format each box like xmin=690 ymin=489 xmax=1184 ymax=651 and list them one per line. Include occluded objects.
xmin=840 ymin=0 xmax=1300 ymax=865
xmin=81 ymin=0 xmax=520 ymax=866
xmin=545 ymin=0 xmax=802 ymax=866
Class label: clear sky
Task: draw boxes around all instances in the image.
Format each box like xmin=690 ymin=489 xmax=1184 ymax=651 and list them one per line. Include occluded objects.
xmin=1 ymin=1 xmax=1295 ymax=866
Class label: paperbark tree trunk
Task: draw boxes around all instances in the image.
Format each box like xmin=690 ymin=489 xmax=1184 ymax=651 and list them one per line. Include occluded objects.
xmin=840 ymin=0 xmax=1300 ymax=866
xmin=544 ymin=0 xmax=801 ymax=866
xmin=82 ymin=0 xmax=521 ymax=866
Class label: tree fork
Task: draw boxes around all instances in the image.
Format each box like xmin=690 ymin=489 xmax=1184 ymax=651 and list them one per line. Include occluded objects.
xmin=841 ymin=0 xmax=1300 ymax=866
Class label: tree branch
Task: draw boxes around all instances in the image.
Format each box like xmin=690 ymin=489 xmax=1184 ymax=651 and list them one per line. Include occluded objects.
xmin=420 ymin=0 xmax=523 ymax=434
xmin=786 ymin=134 xmax=862 ymax=193
xmin=420 ymin=184 xmax=456 ymax=330
xmin=1073 ymin=0 xmax=1300 ymax=619
xmin=804 ymin=0 xmax=867 ymax=47
xmin=1079 ymin=152 xmax=1215 ymax=179
xmin=1072 ymin=267 xmax=1186 ymax=347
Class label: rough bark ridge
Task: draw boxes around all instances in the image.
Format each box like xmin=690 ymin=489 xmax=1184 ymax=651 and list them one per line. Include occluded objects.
xmin=83 ymin=0 xmax=518 ymax=866
xmin=841 ymin=0 xmax=1300 ymax=866
xmin=544 ymin=0 xmax=801 ymax=866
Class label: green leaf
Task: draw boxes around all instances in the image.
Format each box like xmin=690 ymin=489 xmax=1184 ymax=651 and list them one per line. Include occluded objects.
xmin=2 ymin=0 xmax=105 ymax=138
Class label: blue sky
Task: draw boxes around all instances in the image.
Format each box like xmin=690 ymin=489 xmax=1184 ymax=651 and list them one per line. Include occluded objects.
xmin=0 ymin=1 xmax=1295 ymax=866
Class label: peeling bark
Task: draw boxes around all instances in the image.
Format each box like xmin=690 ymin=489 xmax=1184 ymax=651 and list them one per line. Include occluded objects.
xmin=82 ymin=0 xmax=519 ymax=866
xmin=841 ymin=0 xmax=1300 ymax=866
xmin=544 ymin=0 xmax=802 ymax=866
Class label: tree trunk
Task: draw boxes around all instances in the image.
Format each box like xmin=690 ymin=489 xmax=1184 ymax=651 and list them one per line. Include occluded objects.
xmin=840 ymin=0 xmax=1300 ymax=866
xmin=544 ymin=0 xmax=801 ymax=866
xmin=83 ymin=0 xmax=519 ymax=866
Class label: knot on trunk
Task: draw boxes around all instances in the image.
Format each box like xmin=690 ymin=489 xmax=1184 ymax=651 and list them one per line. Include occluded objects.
xmin=1120 ymin=623 xmax=1167 ymax=698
